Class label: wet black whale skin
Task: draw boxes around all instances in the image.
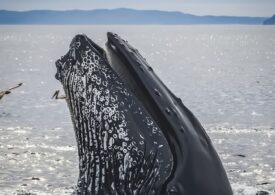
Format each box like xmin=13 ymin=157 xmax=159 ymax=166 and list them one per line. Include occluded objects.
xmin=56 ymin=34 xmax=173 ymax=195
xmin=107 ymin=32 xmax=233 ymax=195
xmin=55 ymin=33 xmax=233 ymax=195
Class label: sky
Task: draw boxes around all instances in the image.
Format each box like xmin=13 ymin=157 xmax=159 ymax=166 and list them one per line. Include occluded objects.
xmin=0 ymin=0 xmax=274 ymax=17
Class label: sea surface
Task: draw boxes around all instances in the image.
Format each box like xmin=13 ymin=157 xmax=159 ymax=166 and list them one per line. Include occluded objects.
xmin=0 ymin=25 xmax=274 ymax=195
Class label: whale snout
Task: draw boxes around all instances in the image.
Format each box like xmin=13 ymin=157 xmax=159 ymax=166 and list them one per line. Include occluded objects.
xmin=55 ymin=34 xmax=107 ymax=84
xmin=54 ymin=34 xmax=87 ymax=83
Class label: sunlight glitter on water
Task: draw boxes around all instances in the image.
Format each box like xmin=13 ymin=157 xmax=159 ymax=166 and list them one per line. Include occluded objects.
xmin=0 ymin=25 xmax=275 ymax=195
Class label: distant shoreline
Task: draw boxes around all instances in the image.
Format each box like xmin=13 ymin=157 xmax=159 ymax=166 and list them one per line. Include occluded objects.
xmin=0 ymin=8 xmax=268 ymax=25
xmin=0 ymin=23 xmax=267 ymax=26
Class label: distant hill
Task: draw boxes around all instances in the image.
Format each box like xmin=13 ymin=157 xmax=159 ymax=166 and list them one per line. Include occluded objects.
xmin=0 ymin=8 xmax=267 ymax=25
xmin=263 ymin=15 xmax=275 ymax=25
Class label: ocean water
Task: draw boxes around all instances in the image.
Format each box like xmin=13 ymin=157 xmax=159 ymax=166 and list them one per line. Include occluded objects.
xmin=0 ymin=25 xmax=274 ymax=194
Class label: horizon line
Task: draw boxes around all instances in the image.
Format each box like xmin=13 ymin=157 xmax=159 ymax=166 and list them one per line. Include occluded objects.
xmin=0 ymin=8 xmax=271 ymax=18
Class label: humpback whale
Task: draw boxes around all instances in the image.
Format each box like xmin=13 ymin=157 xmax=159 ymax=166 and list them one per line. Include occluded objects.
xmin=55 ymin=33 xmax=233 ymax=195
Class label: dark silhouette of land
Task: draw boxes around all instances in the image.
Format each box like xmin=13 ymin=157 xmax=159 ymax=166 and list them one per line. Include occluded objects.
xmin=0 ymin=8 xmax=268 ymax=25
xmin=263 ymin=15 xmax=275 ymax=25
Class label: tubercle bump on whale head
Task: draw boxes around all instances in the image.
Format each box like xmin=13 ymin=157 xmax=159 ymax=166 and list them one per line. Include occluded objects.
xmin=54 ymin=34 xmax=107 ymax=84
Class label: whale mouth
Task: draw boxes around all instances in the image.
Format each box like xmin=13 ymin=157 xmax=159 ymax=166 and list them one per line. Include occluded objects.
xmin=54 ymin=33 xmax=233 ymax=195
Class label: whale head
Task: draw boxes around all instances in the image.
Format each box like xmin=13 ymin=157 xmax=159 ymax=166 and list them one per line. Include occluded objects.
xmin=54 ymin=33 xmax=232 ymax=195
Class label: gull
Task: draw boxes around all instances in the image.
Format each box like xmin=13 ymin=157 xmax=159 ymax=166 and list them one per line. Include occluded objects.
xmin=0 ymin=83 xmax=23 ymax=100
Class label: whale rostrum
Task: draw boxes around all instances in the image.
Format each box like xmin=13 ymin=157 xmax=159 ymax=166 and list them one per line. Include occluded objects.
xmin=55 ymin=33 xmax=233 ymax=195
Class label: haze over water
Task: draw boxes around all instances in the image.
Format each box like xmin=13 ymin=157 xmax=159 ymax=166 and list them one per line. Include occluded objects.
xmin=0 ymin=25 xmax=275 ymax=194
